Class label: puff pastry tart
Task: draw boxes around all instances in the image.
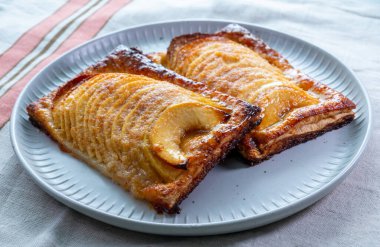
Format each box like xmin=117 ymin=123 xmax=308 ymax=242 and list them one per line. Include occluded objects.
xmin=158 ymin=24 xmax=356 ymax=164
xmin=27 ymin=47 xmax=260 ymax=213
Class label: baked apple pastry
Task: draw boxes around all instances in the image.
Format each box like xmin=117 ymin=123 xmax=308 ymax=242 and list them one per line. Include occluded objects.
xmin=27 ymin=47 xmax=260 ymax=213
xmin=157 ymin=24 xmax=356 ymax=163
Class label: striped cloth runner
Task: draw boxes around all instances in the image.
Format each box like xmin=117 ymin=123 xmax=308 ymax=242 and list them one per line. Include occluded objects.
xmin=0 ymin=0 xmax=132 ymax=128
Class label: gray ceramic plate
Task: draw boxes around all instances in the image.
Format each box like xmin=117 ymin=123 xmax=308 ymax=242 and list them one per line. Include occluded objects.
xmin=11 ymin=20 xmax=372 ymax=236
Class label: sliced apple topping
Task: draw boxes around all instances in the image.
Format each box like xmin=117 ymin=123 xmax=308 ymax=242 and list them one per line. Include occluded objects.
xmin=252 ymin=83 xmax=320 ymax=130
xmin=149 ymin=102 xmax=229 ymax=169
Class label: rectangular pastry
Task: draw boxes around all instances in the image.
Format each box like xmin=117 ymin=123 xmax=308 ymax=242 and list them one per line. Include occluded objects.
xmin=155 ymin=24 xmax=356 ymax=164
xmin=27 ymin=47 xmax=260 ymax=213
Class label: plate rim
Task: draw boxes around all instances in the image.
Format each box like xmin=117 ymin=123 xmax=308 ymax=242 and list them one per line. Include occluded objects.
xmin=10 ymin=19 xmax=373 ymax=235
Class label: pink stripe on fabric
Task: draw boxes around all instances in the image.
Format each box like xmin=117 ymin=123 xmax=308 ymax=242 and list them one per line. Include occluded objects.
xmin=0 ymin=0 xmax=131 ymax=128
xmin=0 ymin=0 xmax=90 ymax=78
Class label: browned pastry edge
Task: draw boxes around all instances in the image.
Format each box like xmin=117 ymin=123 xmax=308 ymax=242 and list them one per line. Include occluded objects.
xmin=27 ymin=74 xmax=96 ymax=145
xmin=165 ymin=24 xmax=356 ymax=164
xmin=239 ymin=112 xmax=354 ymax=164
xmin=152 ymin=109 xmax=259 ymax=213
xmin=27 ymin=47 xmax=261 ymax=213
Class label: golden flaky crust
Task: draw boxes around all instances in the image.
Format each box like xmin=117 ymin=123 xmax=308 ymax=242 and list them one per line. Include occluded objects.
xmin=165 ymin=24 xmax=356 ymax=164
xmin=27 ymin=47 xmax=260 ymax=213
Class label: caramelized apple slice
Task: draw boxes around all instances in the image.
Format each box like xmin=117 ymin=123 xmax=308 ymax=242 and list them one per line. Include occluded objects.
xmin=147 ymin=52 xmax=168 ymax=67
xmin=252 ymin=83 xmax=320 ymax=130
xmin=150 ymin=102 xmax=229 ymax=168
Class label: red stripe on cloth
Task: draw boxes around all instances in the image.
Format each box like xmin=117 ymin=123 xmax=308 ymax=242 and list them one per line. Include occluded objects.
xmin=0 ymin=0 xmax=131 ymax=128
xmin=0 ymin=0 xmax=90 ymax=78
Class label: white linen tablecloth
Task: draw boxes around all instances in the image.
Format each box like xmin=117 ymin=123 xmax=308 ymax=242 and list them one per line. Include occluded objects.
xmin=0 ymin=0 xmax=379 ymax=246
